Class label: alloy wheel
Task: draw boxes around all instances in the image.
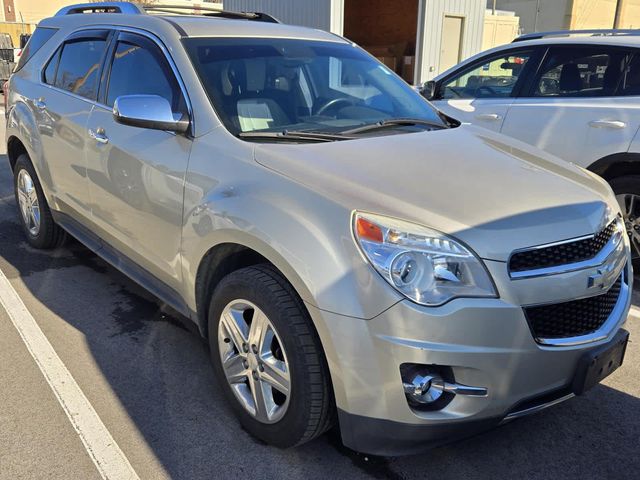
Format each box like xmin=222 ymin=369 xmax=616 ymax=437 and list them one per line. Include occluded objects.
xmin=616 ymin=193 xmax=640 ymax=260
xmin=16 ymin=169 xmax=41 ymax=236
xmin=217 ymin=300 xmax=291 ymax=424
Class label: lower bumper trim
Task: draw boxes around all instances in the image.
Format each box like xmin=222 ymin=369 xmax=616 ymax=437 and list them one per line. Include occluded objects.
xmin=337 ymin=409 xmax=501 ymax=456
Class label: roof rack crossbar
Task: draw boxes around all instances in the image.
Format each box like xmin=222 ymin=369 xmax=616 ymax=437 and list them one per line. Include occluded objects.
xmin=55 ymin=2 xmax=144 ymax=16
xmin=55 ymin=2 xmax=280 ymax=23
xmin=514 ymin=28 xmax=640 ymax=42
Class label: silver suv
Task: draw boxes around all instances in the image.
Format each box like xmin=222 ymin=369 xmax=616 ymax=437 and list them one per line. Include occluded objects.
xmin=5 ymin=2 xmax=632 ymax=456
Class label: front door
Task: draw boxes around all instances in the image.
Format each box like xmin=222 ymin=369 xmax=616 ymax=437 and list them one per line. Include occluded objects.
xmin=85 ymin=31 xmax=192 ymax=290
xmin=432 ymin=47 xmax=536 ymax=132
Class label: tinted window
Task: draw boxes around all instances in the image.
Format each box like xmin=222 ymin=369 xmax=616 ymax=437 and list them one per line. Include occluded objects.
xmin=43 ymin=48 xmax=60 ymax=85
xmin=54 ymin=39 xmax=107 ymax=100
xmin=617 ymin=54 xmax=640 ymax=96
xmin=15 ymin=27 xmax=58 ymax=72
xmin=107 ymin=38 xmax=184 ymax=113
xmin=441 ymin=50 xmax=533 ymax=100
xmin=533 ymin=48 xmax=631 ymax=97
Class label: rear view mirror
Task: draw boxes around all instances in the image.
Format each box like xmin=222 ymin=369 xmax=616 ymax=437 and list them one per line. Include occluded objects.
xmin=113 ymin=94 xmax=189 ymax=134
xmin=420 ymin=80 xmax=437 ymax=100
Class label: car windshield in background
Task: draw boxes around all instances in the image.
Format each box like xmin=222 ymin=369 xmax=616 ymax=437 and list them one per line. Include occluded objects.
xmin=183 ymin=38 xmax=447 ymax=139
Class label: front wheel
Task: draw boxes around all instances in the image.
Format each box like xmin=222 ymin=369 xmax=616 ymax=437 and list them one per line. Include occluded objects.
xmin=208 ymin=264 xmax=334 ymax=448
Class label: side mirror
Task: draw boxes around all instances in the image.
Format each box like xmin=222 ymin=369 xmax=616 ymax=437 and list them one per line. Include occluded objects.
xmin=113 ymin=94 xmax=189 ymax=134
xmin=420 ymin=80 xmax=437 ymax=100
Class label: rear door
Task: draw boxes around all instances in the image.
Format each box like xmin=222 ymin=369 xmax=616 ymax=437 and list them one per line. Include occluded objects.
xmin=502 ymin=45 xmax=640 ymax=168
xmin=85 ymin=31 xmax=192 ymax=290
xmin=36 ymin=29 xmax=111 ymax=219
xmin=431 ymin=47 xmax=539 ymax=132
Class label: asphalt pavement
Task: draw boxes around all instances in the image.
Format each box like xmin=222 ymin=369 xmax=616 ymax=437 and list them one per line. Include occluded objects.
xmin=0 ymin=113 xmax=639 ymax=480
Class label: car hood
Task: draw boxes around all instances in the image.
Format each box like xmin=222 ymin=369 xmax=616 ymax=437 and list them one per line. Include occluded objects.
xmin=253 ymin=125 xmax=617 ymax=261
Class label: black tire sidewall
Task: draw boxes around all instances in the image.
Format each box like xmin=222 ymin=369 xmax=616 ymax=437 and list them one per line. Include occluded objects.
xmin=208 ymin=269 xmax=320 ymax=448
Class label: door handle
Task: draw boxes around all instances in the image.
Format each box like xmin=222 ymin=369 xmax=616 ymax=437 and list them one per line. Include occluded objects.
xmin=88 ymin=128 xmax=109 ymax=144
xmin=588 ymin=120 xmax=626 ymax=129
xmin=475 ymin=113 xmax=502 ymax=121
xmin=34 ymin=97 xmax=46 ymax=109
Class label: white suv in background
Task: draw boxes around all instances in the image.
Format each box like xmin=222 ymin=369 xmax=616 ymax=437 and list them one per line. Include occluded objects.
xmin=424 ymin=30 xmax=640 ymax=261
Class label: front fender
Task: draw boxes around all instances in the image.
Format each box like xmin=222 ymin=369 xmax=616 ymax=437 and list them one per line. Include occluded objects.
xmin=181 ymin=129 xmax=401 ymax=321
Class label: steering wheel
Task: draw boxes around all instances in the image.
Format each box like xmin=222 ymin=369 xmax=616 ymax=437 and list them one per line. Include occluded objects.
xmin=315 ymin=97 xmax=355 ymax=116
xmin=475 ymin=86 xmax=499 ymax=97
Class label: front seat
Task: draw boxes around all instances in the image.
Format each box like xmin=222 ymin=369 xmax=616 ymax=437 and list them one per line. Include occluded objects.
xmin=559 ymin=63 xmax=582 ymax=94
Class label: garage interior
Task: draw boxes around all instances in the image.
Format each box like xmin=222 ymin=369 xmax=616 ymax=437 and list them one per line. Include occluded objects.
xmin=343 ymin=0 xmax=420 ymax=83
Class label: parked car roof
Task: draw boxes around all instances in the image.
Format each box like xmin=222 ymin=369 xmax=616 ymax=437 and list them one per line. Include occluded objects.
xmin=39 ymin=13 xmax=346 ymax=43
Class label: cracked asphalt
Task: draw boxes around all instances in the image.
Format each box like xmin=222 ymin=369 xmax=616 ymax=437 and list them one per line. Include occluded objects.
xmin=0 ymin=116 xmax=639 ymax=480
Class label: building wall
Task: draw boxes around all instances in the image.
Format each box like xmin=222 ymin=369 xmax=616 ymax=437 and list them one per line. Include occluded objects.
xmin=495 ymin=0 xmax=640 ymax=33
xmin=482 ymin=11 xmax=520 ymax=49
xmin=224 ymin=0 xmax=335 ymax=31
xmin=419 ymin=0 xmax=486 ymax=80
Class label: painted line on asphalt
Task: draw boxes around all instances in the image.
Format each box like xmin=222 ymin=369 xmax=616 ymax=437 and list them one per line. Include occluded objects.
xmin=0 ymin=268 xmax=140 ymax=480
xmin=629 ymin=306 xmax=640 ymax=318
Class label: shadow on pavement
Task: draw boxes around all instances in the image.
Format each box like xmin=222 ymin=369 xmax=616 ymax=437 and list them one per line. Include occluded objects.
xmin=1 ymin=154 xmax=639 ymax=480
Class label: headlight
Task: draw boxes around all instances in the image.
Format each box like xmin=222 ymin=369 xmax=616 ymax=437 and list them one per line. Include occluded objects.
xmin=352 ymin=212 xmax=497 ymax=306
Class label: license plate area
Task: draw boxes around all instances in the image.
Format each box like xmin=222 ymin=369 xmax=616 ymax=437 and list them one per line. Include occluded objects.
xmin=572 ymin=329 xmax=629 ymax=396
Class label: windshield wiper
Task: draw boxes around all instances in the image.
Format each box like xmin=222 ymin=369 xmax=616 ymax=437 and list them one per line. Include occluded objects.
xmin=239 ymin=130 xmax=352 ymax=142
xmin=342 ymin=118 xmax=447 ymax=135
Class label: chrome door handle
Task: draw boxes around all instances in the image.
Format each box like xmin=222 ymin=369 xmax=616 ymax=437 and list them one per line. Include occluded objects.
xmin=88 ymin=128 xmax=109 ymax=144
xmin=589 ymin=120 xmax=626 ymax=129
xmin=475 ymin=113 xmax=502 ymax=121
xmin=34 ymin=97 xmax=46 ymax=109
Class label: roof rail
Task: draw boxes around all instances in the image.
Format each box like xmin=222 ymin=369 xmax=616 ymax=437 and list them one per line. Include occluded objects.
xmin=55 ymin=2 xmax=280 ymax=23
xmin=55 ymin=2 xmax=145 ymax=16
xmin=143 ymin=4 xmax=280 ymax=23
xmin=514 ymin=28 xmax=640 ymax=42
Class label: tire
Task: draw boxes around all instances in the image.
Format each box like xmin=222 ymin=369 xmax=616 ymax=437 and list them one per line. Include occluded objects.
xmin=208 ymin=264 xmax=335 ymax=448
xmin=610 ymin=175 xmax=640 ymax=268
xmin=13 ymin=154 xmax=66 ymax=249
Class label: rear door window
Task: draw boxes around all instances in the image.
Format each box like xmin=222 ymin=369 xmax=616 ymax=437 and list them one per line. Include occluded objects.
xmin=15 ymin=27 xmax=58 ymax=72
xmin=616 ymin=53 xmax=640 ymax=96
xmin=531 ymin=47 xmax=632 ymax=97
xmin=54 ymin=38 xmax=108 ymax=100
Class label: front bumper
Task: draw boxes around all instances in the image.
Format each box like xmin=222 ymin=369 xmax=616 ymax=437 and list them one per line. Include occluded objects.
xmin=307 ymin=261 xmax=632 ymax=456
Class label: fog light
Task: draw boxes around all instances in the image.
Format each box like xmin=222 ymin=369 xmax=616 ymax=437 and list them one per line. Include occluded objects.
xmin=403 ymin=373 xmax=445 ymax=404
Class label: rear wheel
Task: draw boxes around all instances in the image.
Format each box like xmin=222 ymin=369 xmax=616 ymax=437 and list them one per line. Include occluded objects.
xmin=208 ymin=264 xmax=334 ymax=447
xmin=13 ymin=154 xmax=66 ymax=249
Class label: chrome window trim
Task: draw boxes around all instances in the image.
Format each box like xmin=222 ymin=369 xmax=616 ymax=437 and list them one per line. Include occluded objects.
xmin=533 ymin=266 xmax=630 ymax=347
xmin=38 ymin=24 xmax=194 ymax=134
xmin=508 ymin=217 xmax=623 ymax=280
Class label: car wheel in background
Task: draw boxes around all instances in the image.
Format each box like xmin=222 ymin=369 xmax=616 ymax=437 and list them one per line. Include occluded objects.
xmin=611 ymin=175 xmax=640 ymax=268
xmin=13 ymin=154 xmax=66 ymax=249
xmin=208 ymin=264 xmax=335 ymax=448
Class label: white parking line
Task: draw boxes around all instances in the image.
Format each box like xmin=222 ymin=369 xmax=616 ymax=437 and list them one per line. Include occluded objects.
xmin=0 ymin=268 xmax=140 ymax=480
xmin=629 ymin=306 xmax=640 ymax=318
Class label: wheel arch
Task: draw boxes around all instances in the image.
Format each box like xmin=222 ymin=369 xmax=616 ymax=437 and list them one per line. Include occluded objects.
xmin=587 ymin=152 xmax=640 ymax=181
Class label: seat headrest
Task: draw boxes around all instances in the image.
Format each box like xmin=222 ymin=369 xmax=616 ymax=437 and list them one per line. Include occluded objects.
xmin=559 ymin=63 xmax=581 ymax=92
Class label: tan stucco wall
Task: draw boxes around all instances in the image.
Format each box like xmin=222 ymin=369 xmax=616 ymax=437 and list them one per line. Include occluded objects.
xmin=567 ymin=0 xmax=640 ymax=29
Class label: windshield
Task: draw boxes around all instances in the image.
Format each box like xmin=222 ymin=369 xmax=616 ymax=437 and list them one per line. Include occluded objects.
xmin=183 ymin=38 xmax=447 ymax=138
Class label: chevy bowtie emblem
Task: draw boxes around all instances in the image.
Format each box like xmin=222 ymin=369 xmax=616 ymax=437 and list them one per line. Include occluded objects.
xmin=587 ymin=270 xmax=606 ymax=290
